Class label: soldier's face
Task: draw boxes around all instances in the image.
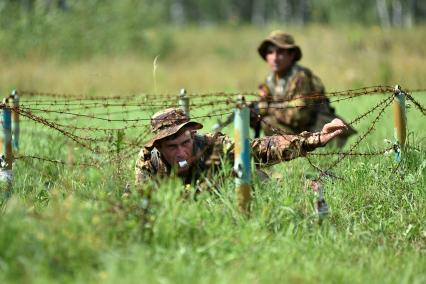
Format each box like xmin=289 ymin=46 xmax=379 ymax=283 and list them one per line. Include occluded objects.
xmin=158 ymin=130 xmax=194 ymax=174
xmin=265 ymin=45 xmax=295 ymax=74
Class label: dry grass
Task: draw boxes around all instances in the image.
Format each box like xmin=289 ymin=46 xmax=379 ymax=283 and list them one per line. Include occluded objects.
xmin=1 ymin=25 xmax=425 ymax=95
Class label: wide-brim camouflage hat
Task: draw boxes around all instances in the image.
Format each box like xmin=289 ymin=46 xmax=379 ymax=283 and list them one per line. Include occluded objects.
xmin=258 ymin=30 xmax=302 ymax=61
xmin=144 ymin=107 xmax=203 ymax=149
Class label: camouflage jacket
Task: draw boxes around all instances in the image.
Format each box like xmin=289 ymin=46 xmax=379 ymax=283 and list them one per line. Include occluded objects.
xmin=260 ymin=64 xmax=334 ymax=133
xmin=135 ymin=132 xmax=321 ymax=186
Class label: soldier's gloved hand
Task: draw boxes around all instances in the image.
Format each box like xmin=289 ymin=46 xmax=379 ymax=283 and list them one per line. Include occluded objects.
xmin=318 ymin=118 xmax=348 ymax=146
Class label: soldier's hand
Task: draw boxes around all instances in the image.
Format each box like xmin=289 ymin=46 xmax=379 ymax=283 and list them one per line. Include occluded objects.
xmin=258 ymin=84 xmax=269 ymax=98
xmin=319 ymin=118 xmax=348 ymax=145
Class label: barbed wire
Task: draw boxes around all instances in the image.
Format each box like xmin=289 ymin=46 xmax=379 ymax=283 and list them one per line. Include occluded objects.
xmin=18 ymin=86 xmax=393 ymax=106
xmin=18 ymin=90 xmax=258 ymax=101
xmin=40 ymin=120 xmax=150 ymax=132
xmin=312 ymin=95 xmax=394 ymax=173
xmin=1 ymin=85 xmax=423 ymax=176
xmin=14 ymin=154 xmax=100 ymax=168
xmin=17 ymin=105 xmax=234 ymax=123
xmin=406 ymin=93 xmax=426 ymax=116
xmin=17 ymin=85 xmax=399 ymax=100
xmin=19 ymin=97 xmax=236 ymax=110
xmin=245 ymin=92 xmax=397 ymax=178
xmin=15 ymin=85 xmax=422 ymax=127
xmin=348 ymin=95 xmax=394 ymax=126
xmin=407 ymin=88 xmax=426 ymax=94
xmin=308 ymin=147 xmax=394 ymax=157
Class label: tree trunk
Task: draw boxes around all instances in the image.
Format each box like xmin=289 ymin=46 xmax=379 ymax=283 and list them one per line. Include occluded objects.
xmin=376 ymin=0 xmax=391 ymax=28
xmin=404 ymin=0 xmax=416 ymax=27
xmin=277 ymin=0 xmax=291 ymax=24
xmin=57 ymin=0 xmax=68 ymax=11
xmin=295 ymin=0 xmax=308 ymax=26
xmin=233 ymin=0 xmax=254 ymax=23
xmin=392 ymin=0 xmax=402 ymax=27
xmin=22 ymin=0 xmax=35 ymax=12
xmin=251 ymin=0 xmax=266 ymax=26
xmin=170 ymin=0 xmax=185 ymax=25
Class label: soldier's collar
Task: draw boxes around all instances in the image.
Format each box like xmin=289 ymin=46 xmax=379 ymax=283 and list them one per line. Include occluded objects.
xmin=274 ymin=64 xmax=296 ymax=80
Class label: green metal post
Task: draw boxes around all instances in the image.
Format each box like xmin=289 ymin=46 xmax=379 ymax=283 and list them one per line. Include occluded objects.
xmin=2 ymin=98 xmax=12 ymax=170
xmin=179 ymin=88 xmax=190 ymax=118
xmin=393 ymin=85 xmax=407 ymax=161
xmin=1 ymin=97 xmax=13 ymax=195
xmin=10 ymin=90 xmax=19 ymax=151
xmin=234 ymin=96 xmax=251 ymax=214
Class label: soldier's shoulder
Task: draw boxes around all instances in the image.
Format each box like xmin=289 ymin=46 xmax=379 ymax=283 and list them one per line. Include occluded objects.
xmin=292 ymin=64 xmax=314 ymax=78
xmin=291 ymin=64 xmax=325 ymax=90
xmin=194 ymin=132 xmax=229 ymax=146
xmin=137 ymin=147 xmax=151 ymax=161
xmin=136 ymin=147 xmax=150 ymax=169
xmin=295 ymin=64 xmax=324 ymax=82
xmin=201 ymin=132 xmax=233 ymax=152
xmin=136 ymin=147 xmax=162 ymax=171
xmin=211 ymin=132 xmax=232 ymax=143
xmin=192 ymin=133 xmax=209 ymax=148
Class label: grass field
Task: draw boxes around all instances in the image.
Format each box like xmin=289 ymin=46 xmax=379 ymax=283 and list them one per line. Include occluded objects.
xmin=0 ymin=25 xmax=425 ymax=283
xmin=2 ymin=25 xmax=426 ymax=94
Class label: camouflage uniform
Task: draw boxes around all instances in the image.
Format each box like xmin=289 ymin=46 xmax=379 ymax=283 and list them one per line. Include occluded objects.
xmin=135 ymin=108 xmax=322 ymax=188
xmin=259 ymin=64 xmax=332 ymax=135
xmin=257 ymin=31 xmax=356 ymax=147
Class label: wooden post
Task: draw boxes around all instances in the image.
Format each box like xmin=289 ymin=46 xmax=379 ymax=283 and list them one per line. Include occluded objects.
xmin=10 ymin=90 xmax=20 ymax=151
xmin=179 ymin=88 xmax=190 ymax=118
xmin=1 ymin=97 xmax=13 ymax=194
xmin=234 ymin=96 xmax=251 ymax=214
xmin=393 ymin=85 xmax=407 ymax=161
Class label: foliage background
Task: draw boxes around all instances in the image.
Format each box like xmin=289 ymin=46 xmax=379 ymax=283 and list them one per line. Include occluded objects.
xmin=0 ymin=1 xmax=425 ymax=283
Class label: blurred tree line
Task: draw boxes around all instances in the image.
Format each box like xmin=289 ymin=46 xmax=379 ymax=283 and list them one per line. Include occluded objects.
xmin=167 ymin=0 xmax=426 ymax=27
xmin=0 ymin=0 xmax=425 ymax=59
xmin=1 ymin=0 xmax=425 ymax=27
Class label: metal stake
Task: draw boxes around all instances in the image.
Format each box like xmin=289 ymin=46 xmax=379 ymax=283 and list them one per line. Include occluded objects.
xmin=10 ymin=90 xmax=20 ymax=151
xmin=393 ymin=85 xmax=407 ymax=161
xmin=179 ymin=88 xmax=190 ymax=118
xmin=1 ymin=98 xmax=13 ymax=195
xmin=234 ymin=96 xmax=251 ymax=214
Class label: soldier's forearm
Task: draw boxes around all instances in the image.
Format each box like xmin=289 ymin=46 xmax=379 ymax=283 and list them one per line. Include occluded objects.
xmin=299 ymin=131 xmax=322 ymax=152
xmin=251 ymin=134 xmax=313 ymax=166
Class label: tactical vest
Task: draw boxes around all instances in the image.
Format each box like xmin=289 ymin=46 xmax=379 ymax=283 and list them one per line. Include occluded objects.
xmin=265 ymin=64 xmax=334 ymax=124
xmin=265 ymin=64 xmax=324 ymax=98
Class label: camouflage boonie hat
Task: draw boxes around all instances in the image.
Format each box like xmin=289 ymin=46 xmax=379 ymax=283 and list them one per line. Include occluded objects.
xmin=258 ymin=30 xmax=302 ymax=62
xmin=144 ymin=108 xmax=203 ymax=149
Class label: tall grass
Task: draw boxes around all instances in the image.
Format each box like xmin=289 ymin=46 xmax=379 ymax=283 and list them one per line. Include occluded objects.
xmin=0 ymin=23 xmax=425 ymax=283
xmin=2 ymin=143 xmax=425 ymax=283
xmin=0 ymin=89 xmax=424 ymax=283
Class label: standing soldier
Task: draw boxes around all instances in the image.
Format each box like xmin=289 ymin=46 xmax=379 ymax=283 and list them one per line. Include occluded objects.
xmin=257 ymin=30 xmax=356 ymax=147
xmin=135 ymin=108 xmax=348 ymax=188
